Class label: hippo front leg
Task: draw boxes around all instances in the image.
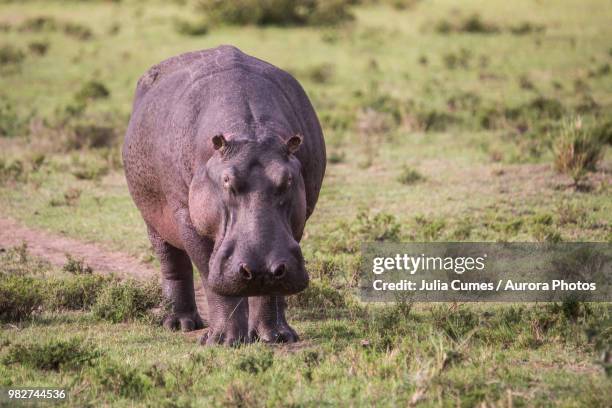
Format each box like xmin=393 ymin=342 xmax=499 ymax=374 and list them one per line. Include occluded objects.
xmin=147 ymin=224 xmax=204 ymax=332
xmin=176 ymin=210 xmax=250 ymax=346
xmin=202 ymin=290 xmax=249 ymax=346
xmin=248 ymin=296 xmax=299 ymax=343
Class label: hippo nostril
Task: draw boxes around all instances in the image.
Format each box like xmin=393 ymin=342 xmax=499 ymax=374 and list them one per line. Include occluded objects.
xmin=239 ymin=263 xmax=252 ymax=281
xmin=271 ymin=263 xmax=287 ymax=280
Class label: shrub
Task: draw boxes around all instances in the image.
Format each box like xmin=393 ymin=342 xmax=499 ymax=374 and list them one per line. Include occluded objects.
xmin=397 ymin=165 xmax=424 ymax=185
xmin=435 ymin=14 xmax=499 ymax=34
xmin=28 ymin=40 xmax=49 ymax=56
xmin=431 ymin=306 xmax=480 ymax=341
xmin=287 ymin=280 xmax=348 ymax=310
xmin=50 ymin=187 xmax=82 ymax=207
xmin=70 ymin=156 xmax=110 ymax=181
xmin=0 ymin=158 xmax=25 ymax=184
xmin=174 ymin=18 xmax=209 ymax=36
xmin=62 ymin=254 xmax=93 ymax=275
xmin=592 ymin=119 xmax=612 ymax=145
xmin=442 ymin=48 xmax=472 ymax=69
xmin=46 ymin=275 xmax=113 ymax=311
xmin=460 ymin=14 xmax=499 ymax=34
xmin=412 ymin=215 xmax=446 ymax=241
xmin=326 ymin=211 xmax=402 ymax=254
xmin=304 ymin=63 xmax=334 ymax=83
xmin=91 ymin=279 xmax=162 ymax=323
xmin=0 ymin=44 xmax=25 ymax=66
xmin=18 ymin=16 xmax=58 ymax=32
xmin=509 ymin=22 xmax=546 ymax=35
xmin=553 ymin=119 xmax=604 ymax=182
xmin=416 ymin=109 xmax=458 ymax=131
xmin=0 ymin=243 xmax=51 ymax=277
xmin=0 ymin=275 xmax=43 ymax=322
xmin=63 ymin=22 xmax=93 ymax=40
xmin=18 ymin=16 xmax=92 ymax=41
xmin=235 ymin=348 xmax=274 ymax=373
xmin=90 ymin=361 xmax=152 ymax=398
xmin=3 ymin=338 xmax=101 ymax=371
xmin=75 ymin=80 xmax=110 ymax=102
xmin=70 ymin=123 xmax=117 ymax=149
xmin=0 ymin=100 xmax=28 ymax=137
xmin=327 ymin=151 xmax=345 ymax=164
xmin=197 ymin=0 xmax=353 ymax=26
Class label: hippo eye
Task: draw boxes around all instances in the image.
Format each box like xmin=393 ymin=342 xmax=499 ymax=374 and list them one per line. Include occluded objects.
xmin=277 ymin=174 xmax=292 ymax=194
xmin=222 ymin=174 xmax=235 ymax=193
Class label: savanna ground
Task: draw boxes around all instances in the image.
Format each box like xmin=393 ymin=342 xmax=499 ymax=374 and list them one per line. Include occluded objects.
xmin=0 ymin=0 xmax=611 ymax=406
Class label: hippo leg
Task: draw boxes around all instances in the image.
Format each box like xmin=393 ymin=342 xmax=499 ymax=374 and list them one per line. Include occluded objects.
xmin=175 ymin=210 xmax=250 ymax=346
xmin=201 ymin=289 xmax=249 ymax=346
xmin=248 ymin=296 xmax=299 ymax=343
xmin=147 ymin=224 xmax=204 ymax=332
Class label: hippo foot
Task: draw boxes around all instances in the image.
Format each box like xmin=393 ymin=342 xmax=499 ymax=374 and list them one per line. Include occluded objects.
xmin=163 ymin=311 xmax=205 ymax=332
xmin=200 ymin=325 xmax=250 ymax=347
xmin=249 ymin=322 xmax=299 ymax=344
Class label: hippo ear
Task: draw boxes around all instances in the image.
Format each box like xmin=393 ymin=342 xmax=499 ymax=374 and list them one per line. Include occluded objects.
xmin=212 ymin=134 xmax=227 ymax=152
xmin=286 ymin=134 xmax=303 ymax=155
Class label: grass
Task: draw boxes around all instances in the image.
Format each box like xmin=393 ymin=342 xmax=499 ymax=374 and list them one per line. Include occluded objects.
xmin=0 ymin=0 xmax=611 ymax=405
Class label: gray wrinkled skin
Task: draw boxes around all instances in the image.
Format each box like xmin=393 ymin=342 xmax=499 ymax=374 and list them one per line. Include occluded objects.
xmin=123 ymin=45 xmax=326 ymax=346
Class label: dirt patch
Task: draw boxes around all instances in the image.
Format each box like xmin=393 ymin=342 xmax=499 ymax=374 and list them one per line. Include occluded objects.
xmin=0 ymin=216 xmax=208 ymax=319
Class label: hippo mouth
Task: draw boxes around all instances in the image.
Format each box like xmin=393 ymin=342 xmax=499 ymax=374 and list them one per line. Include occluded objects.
xmin=208 ymin=250 xmax=309 ymax=297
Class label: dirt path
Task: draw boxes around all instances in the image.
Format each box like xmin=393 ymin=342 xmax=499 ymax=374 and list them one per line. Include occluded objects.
xmin=0 ymin=217 xmax=208 ymax=321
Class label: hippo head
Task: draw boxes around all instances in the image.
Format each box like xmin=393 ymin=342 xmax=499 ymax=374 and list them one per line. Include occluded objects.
xmin=190 ymin=134 xmax=309 ymax=297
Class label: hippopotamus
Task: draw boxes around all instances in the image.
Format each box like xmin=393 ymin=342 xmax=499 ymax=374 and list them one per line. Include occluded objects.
xmin=122 ymin=45 xmax=326 ymax=345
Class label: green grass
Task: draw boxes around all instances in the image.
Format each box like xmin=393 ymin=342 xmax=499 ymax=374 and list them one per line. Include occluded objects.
xmin=0 ymin=0 xmax=611 ymax=405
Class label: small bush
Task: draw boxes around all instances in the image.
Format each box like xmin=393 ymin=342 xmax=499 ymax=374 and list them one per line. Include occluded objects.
xmin=92 ymin=279 xmax=162 ymax=323
xmin=431 ymin=306 xmax=480 ymax=341
xmin=509 ymin=22 xmax=546 ymax=35
xmin=70 ymin=124 xmax=117 ymax=149
xmin=19 ymin=16 xmax=58 ymax=32
xmin=19 ymin=16 xmax=92 ymax=40
xmin=50 ymin=187 xmax=82 ymax=207
xmin=435 ymin=14 xmax=499 ymax=34
xmin=197 ymin=0 xmax=353 ymax=26
xmin=287 ymin=280 xmax=348 ymax=310
xmin=174 ymin=18 xmax=209 ymax=36
xmin=304 ymin=63 xmax=335 ymax=83
xmin=460 ymin=14 xmax=499 ymax=34
xmin=397 ymin=165 xmax=424 ymax=185
xmin=28 ymin=40 xmax=49 ymax=56
xmin=413 ymin=215 xmax=446 ymax=241
xmin=442 ymin=48 xmax=472 ymax=69
xmin=75 ymin=80 xmax=110 ymax=102
xmin=327 ymin=151 xmax=345 ymax=164
xmin=0 ymin=158 xmax=26 ymax=184
xmin=235 ymin=348 xmax=274 ymax=373
xmin=70 ymin=156 xmax=110 ymax=181
xmin=0 ymin=275 xmax=43 ymax=322
xmin=326 ymin=211 xmax=402 ymax=254
xmin=0 ymin=44 xmax=25 ymax=66
xmin=46 ymin=275 xmax=113 ymax=311
xmin=0 ymin=243 xmax=51 ymax=276
xmin=0 ymin=100 xmax=28 ymax=137
xmin=62 ymin=254 xmax=93 ymax=275
xmin=3 ymin=338 xmax=101 ymax=371
xmin=416 ymin=109 xmax=458 ymax=131
xmin=62 ymin=22 xmax=93 ymax=40
xmin=90 ymin=361 xmax=152 ymax=398
xmin=592 ymin=119 xmax=612 ymax=145
xmin=553 ymin=119 xmax=604 ymax=182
